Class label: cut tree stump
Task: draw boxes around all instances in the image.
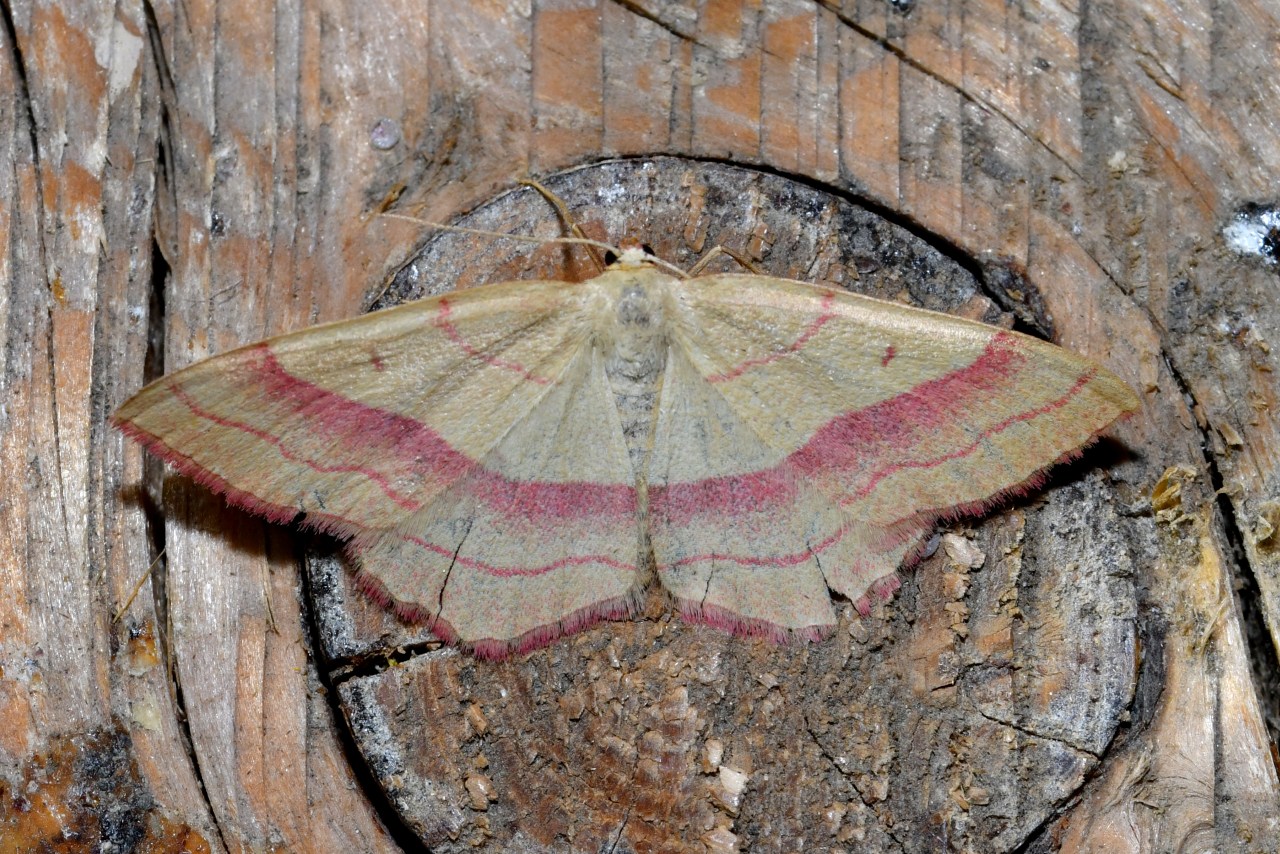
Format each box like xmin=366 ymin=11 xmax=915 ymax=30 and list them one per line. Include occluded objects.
xmin=1 ymin=1 xmax=1277 ymax=852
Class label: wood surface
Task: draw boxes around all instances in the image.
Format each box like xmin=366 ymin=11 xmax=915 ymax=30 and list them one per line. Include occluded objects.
xmin=1 ymin=0 xmax=1277 ymax=852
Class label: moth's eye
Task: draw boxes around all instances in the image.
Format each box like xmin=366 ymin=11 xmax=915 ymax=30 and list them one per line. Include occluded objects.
xmin=641 ymin=243 xmax=656 ymax=256
xmin=604 ymin=249 xmax=619 ymax=266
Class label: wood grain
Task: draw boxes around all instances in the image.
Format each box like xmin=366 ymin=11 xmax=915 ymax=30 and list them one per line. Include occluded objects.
xmin=2 ymin=0 xmax=1277 ymax=851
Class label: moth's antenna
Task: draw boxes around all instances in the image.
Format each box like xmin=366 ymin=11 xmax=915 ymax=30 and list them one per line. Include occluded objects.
xmin=519 ymin=178 xmax=608 ymax=273
xmin=381 ymin=198 xmax=691 ymax=281
xmin=686 ymin=245 xmax=764 ymax=276
xmin=380 ymin=213 xmax=623 ymax=258
xmin=517 ymin=179 xmax=691 ymax=279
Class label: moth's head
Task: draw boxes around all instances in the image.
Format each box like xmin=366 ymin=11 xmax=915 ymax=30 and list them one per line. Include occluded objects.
xmin=604 ymin=238 xmax=659 ymax=270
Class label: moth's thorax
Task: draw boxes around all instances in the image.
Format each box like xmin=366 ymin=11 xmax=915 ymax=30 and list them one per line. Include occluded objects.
xmin=604 ymin=274 xmax=669 ymax=371
xmin=590 ymin=267 xmax=675 ymax=480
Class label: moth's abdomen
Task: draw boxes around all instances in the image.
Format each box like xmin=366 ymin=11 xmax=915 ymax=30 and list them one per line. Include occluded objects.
xmin=600 ymin=279 xmax=669 ymax=481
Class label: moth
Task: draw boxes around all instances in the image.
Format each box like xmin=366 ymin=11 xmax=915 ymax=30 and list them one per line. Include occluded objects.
xmin=114 ymin=225 xmax=1138 ymax=659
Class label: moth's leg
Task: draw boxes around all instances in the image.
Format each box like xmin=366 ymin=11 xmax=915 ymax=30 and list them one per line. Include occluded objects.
xmin=520 ymin=178 xmax=608 ymax=273
xmin=687 ymin=245 xmax=763 ymax=277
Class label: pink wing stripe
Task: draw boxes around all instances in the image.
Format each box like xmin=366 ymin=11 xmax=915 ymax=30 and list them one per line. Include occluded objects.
xmin=398 ymin=533 xmax=637 ymax=578
xmin=841 ymin=367 xmax=1097 ymax=506
xmin=166 ymin=345 xmax=635 ymax=522
xmin=660 ymin=517 xmax=861 ymax=571
xmin=653 ymin=333 xmax=1088 ymax=524
xmin=170 ymin=384 xmax=422 ymax=510
xmin=705 ymin=291 xmax=837 ymax=383
xmin=250 ymin=346 xmax=636 ymax=520
xmin=435 ymin=297 xmax=552 ymax=385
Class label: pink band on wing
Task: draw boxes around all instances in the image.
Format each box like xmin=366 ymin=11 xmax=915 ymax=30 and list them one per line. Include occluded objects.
xmin=841 ymin=366 xmax=1097 ymax=506
xmin=172 ymin=345 xmax=637 ymax=522
xmin=170 ymin=383 xmax=422 ymax=511
xmin=659 ymin=518 xmax=858 ymax=570
xmin=397 ymin=533 xmax=637 ymax=578
xmin=652 ymin=333 xmax=1062 ymax=523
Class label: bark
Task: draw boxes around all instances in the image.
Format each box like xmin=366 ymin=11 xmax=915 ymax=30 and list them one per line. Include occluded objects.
xmin=1 ymin=1 xmax=1276 ymax=851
